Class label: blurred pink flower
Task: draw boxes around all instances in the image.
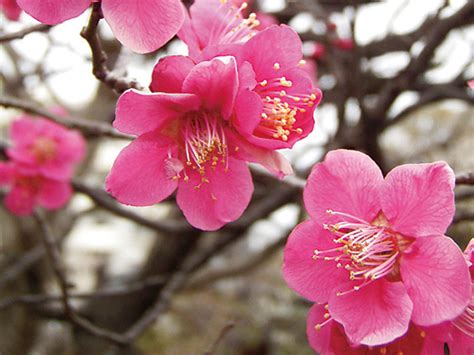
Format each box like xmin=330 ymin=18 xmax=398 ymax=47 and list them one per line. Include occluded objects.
xmin=1 ymin=0 xmax=21 ymax=20
xmin=178 ymin=0 xmax=260 ymax=61
xmin=468 ymin=80 xmax=474 ymax=89
xmin=107 ymin=56 xmax=291 ymax=231
xmin=0 ymin=161 xmax=72 ymax=216
xmin=283 ymin=149 xmax=471 ymax=346
xmin=447 ymin=239 xmax=474 ymax=354
xmin=231 ymin=25 xmax=322 ymax=149
xmin=331 ymin=38 xmax=354 ymax=51
xmin=15 ymin=0 xmax=184 ymax=53
xmin=306 ymin=304 xmax=446 ymax=355
xmin=7 ymin=116 xmax=86 ymax=181
xmin=308 ymin=42 xmax=327 ymax=60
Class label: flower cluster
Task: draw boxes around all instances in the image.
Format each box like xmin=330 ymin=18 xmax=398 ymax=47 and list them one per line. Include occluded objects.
xmin=283 ymin=149 xmax=472 ymax=354
xmin=106 ymin=0 xmax=322 ymax=230
xmin=0 ymin=114 xmax=85 ymax=215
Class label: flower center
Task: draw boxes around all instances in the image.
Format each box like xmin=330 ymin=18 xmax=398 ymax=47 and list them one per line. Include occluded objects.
xmin=15 ymin=174 xmax=43 ymax=193
xmin=210 ymin=1 xmax=259 ymax=46
xmin=453 ymin=293 xmax=474 ymax=337
xmin=254 ymin=65 xmax=319 ymax=142
xmin=314 ymin=210 xmax=402 ymax=295
xmin=31 ymin=137 xmax=57 ymax=164
xmin=172 ymin=111 xmax=228 ymax=189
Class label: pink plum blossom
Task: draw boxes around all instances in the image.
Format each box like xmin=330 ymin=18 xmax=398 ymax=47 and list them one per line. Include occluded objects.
xmin=283 ymin=149 xmax=471 ymax=346
xmin=468 ymin=80 xmax=474 ymax=90
xmin=7 ymin=116 xmax=86 ymax=181
xmin=1 ymin=0 xmax=21 ymax=20
xmin=15 ymin=0 xmax=184 ymax=53
xmin=0 ymin=161 xmax=72 ymax=216
xmin=231 ymin=25 xmax=322 ymax=150
xmin=446 ymin=239 xmax=474 ymax=354
xmin=306 ymin=304 xmax=446 ymax=355
xmin=178 ymin=0 xmax=260 ymax=62
xmin=106 ymin=56 xmax=292 ymax=231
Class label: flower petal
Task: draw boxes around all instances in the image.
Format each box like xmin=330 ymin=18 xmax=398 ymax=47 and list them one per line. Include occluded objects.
xmin=114 ymin=89 xmax=200 ymax=136
xmin=329 ymin=279 xmax=413 ymax=346
xmin=0 ymin=162 xmax=14 ymax=186
xmin=101 ymin=0 xmax=184 ymax=53
xmin=38 ymin=179 xmax=72 ymax=209
xmin=306 ymin=304 xmax=336 ymax=354
xmin=304 ymin=149 xmax=383 ymax=226
xmin=106 ymin=133 xmax=178 ymax=206
xmin=241 ymin=25 xmax=302 ymax=81
xmin=150 ymin=55 xmax=195 ymax=93
xmin=176 ymin=157 xmax=253 ymax=231
xmin=381 ymin=162 xmax=455 ymax=237
xmin=4 ymin=185 xmax=36 ymax=216
xmin=283 ymin=220 xmax=349 ymax=302
xmin=16 ymin=0 xmax=90 ymax=24
xmin=182 ymin=57 xmax=239 ymax=119
xmin=448 ymin=324 xmax=474 ymax=355
xmin=400 ymin=235 xmax=471 ymax=326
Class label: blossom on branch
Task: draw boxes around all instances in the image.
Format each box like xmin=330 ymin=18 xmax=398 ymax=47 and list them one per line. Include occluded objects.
xmin=15 ymin=0 xmax=184 ymax=53
xmin=283 ymin=149 xmax=471 ymax=346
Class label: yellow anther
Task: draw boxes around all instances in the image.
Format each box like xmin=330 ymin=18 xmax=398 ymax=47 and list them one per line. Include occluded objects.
xmin=298 ymin=59 xmax=306 ymax=66
xmin=315 ymin=324 xmax=322 ymax=331
xmin=273 ymin=62 xmax=281 ymax=70
xmin=260 ymin=80 xmax=268 ymax=86
xmin=324 ymin=313 xmax=330 ymax=319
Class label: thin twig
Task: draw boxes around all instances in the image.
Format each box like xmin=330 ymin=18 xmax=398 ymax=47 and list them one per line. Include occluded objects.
xmin=204 ymin=322 xmax=236 ymax=355
xmin=0 ymin=95 xmax=130 ymax=139
xmin=456 ymin=172 xmax=474 ymax=185
xmin=80 ymin=3 xmax=143 ymax=93
xmin=0 ymin=24 xmax=51 ymax=43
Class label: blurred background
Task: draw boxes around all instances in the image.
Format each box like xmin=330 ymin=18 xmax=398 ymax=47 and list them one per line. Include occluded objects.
xmin=1 ymin=0 xmax=473 ymax=354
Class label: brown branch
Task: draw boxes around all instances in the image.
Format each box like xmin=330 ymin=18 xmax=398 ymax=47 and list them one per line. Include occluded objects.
xmin=34 ymin=210 xmax=129 ymax=345
xmin=204 ymin=322 xmax=236 ymax=355
xmin=0 ymin=24 xmax=51 ymax=43
xmin=0 ymin=95 xmax=130 ymax=139
xmin=456 ymin=172 xmax=474 ymax=185
xmin=80 ymin=3 xmax=143 ymax=94
xmin=72 ymin=180 xmax=192 ymax=234
xmin=453 ymin=209 xmax=474 ymax=224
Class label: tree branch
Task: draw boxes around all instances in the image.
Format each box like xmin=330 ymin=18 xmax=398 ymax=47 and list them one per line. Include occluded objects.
xmin=0 ymin=24 xmax=51 ymax=43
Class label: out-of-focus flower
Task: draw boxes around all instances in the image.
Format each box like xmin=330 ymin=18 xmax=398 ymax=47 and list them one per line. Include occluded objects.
xmin=231 ymin=25 xmax=322 ymax=150
xmin=331 ymin=38 xmax=354 ymax=51
xmin=308 ymin=42 xmax=327 ymax=61
xmin=0 ymin=161 xmax=72 ymax=215
xmin=15 ymin=0 xmax=184 ymax=53
xmin=7 ymin=117 xmax=86 ymax=181
xmin=447 ymin=239 xmax=474 ymax=354
xmin=468 ymin=80 xmax=474 ymax=89
xmin=306 ymin=304 xmax=446 ymax=355
xmin=1 ymin=0 xmax=21 ymax=20
xmin=107 ymin=56 xmax=291 ymax=231
xmin=283 ymin=149 xmax=471 ymax=346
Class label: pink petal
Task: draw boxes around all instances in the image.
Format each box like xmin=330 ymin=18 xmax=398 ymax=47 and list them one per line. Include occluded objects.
xmin=2 ymin=0 xmax=22 ymax=20
xmin=176 ymin=157 xmax=253 ymax=231
xmin=101 ymin=0 xmax=184 ymax=53
xmin=38 ymin=179 xmax=72 ymax=209
xmin=381 ymin=162 xmax=455 ymax=237
xmin=329 ymin=279 xmax=413 ymax=346
xmin=182 ymin=57 xmax=239 ymax=119
xmin=150 ymin=55 xmax=195 ymax=93
xmin=4 ymin=185 xmax=36 ymax=216
xmin=38 ymin=163 xmax=73 ymax=182
xmin=114 ymin=89 xmax=200 ymax=136
xmin=400 ymin=235 xmax=471 ymax=326
xmin=16 ymin=0 xmax=91 ymax=25
xmin=233 ymin=89 xmax=262 ymax=137
xmin=241 ymin=25 xmax=302 ymax=80
xmin=176 ymin=3 xmax=202 ymax=61
xmin=0 ymin=162 xmax=14 ymax=186
xmin=106 ymin=133 xmax=178 ymax=206
xmin=306 ymin=304 xmax=336 ymax=354
xmin=9 ymin=116 xmax=40 ymax=148
xmin=304 ymin=150 xmax=383 ymax=226
xmin=448 ymin=324 xmax=474 ymax=355
xmin=283 ymin=220 xmax=349 ymax=302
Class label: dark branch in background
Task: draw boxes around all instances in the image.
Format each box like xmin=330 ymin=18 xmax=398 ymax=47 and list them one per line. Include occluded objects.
xmin=204 ymin=322 xmax=236 ymax=355
xmin=456 ymin=172 xmax=474 ymax=185
xmin=0 ymin=24 xmax=51 ymax=43
xmin=0 ymin=95 xmax=130 ymax=139
xmin=80 ymin=3 xmax=143 ymax=94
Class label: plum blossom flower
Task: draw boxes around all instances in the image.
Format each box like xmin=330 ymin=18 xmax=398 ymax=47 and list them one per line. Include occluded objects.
xmin=447 ymin=239 xmax=474 ymax=354
xmin=0 ymin=161 xmax=72 ymax=215
xmin=106 ymin=56 xmax=291 ymax=231
xmin=15 ymin=0 xmax=184 ymax=53
xmin=7 ymin=116 xmax=86 ymax=181
xmin=178 ymin=0 xmax=260 ymax=62
xmin=283 ymin=149 xmax=471 ymax=346
xmin=306 ymin=304 xmax=446 ymax=355
xmin=231 ymin=25 xmax=322 ymax=149
xmin=1 ymin=0 xmax=21 ymax=20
